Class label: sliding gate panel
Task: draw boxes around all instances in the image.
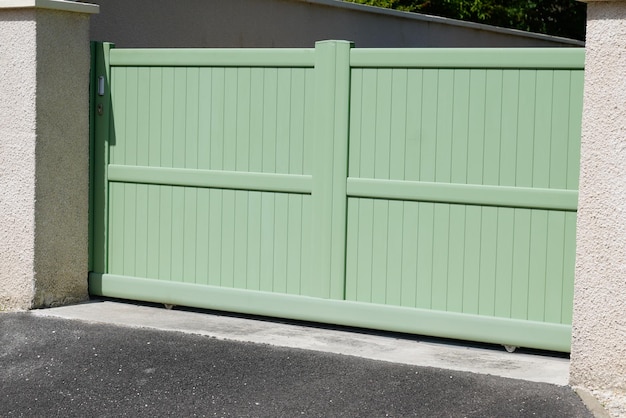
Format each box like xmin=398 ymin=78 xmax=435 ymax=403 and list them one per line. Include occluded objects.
xmin=100 ymin=48 xmax=323 ymax=297
xmin=345 ymin=59 xmax=582 ymax=335
xmin=91 ymin=42 xmax=584 ymax=352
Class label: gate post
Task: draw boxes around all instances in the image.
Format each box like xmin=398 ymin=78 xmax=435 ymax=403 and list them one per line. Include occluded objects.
xmin=0 ymin=1 xmax=99 ymax=310
xmin=310 ymin=40 xmax=353 ymax=299
xmin=572 ymin=0 xmax=626 ymax=412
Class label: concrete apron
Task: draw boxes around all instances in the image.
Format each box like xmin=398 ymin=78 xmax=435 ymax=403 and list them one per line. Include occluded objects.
xmin=32 ymin=299 xmax=569 ymax=386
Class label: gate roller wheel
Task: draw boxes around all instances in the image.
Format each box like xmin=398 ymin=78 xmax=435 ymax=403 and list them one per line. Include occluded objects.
xmin=164 ymin=304 xmax=175 ymax=310
xmin=504 ymin=345 xmax=517 ymax=353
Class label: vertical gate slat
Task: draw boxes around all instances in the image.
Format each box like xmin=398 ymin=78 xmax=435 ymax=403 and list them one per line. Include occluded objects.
xmin=499 ymin=70 xmax=520 ymax=187
xmin=561 ymin=213 xmax=577 ymax=324
xmin=511 ymin=209 xmax=531 ymax=320
xmin=494 ymin=208 xmax=515 ymax=318
xmin=545 ymin=211 xmax=566 ymax=323
xmin=400 ymin=203 xmax=418 ymax=307
xmin=463 ymin=205 xmax=482 ymax=314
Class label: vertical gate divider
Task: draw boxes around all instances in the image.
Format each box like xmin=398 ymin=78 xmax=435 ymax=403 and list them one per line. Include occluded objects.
xmin=89 ymin=41 xmax=96 ymax=274
xmin=311 ymin=40 xmax=353 ymax=300
xmin=90 ymin=42 xmax=113 ymax=285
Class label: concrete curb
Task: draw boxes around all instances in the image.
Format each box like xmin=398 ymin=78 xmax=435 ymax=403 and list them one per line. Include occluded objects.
xmin=574 ymin=388 xmax=612 ymax=418
xmin=32 ymin=298 xmax=571 ymax=386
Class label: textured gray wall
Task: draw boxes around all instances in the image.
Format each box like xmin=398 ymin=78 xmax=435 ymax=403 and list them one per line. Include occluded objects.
xmin=571 ymin=1 xmax=626 ymax=415
xmin=89 ymin=0 xmax=581 ymax=48
xmin=0 ymin=5 xmax=94 ymax=310
xmin=33 ymin=9 xmax=92 ymax=308
xmin=0 ymin=10 xmax=37 ymax=311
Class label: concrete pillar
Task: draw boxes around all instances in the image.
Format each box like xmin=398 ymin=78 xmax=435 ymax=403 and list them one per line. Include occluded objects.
xmin=0 ymin=0 xmax=99 ymax=311
xmin=572 ymin=0 xmax=626 ymax=414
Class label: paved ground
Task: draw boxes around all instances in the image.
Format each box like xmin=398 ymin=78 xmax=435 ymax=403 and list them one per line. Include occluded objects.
xmin=1 ymin=300 xmax=593 ymax=417
xmin=31 ymin=299 xmax=572 ymax=385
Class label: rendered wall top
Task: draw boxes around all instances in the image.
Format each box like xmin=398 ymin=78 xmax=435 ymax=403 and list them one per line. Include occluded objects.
xmin=89 ymin=0 xmax=582 ymax=48
xmin=0 ymin=0 xmax=98 ymax=13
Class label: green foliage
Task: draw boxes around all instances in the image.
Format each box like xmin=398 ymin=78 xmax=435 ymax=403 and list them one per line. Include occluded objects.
xmin=346 ymin=0 xmax=586 ymax=40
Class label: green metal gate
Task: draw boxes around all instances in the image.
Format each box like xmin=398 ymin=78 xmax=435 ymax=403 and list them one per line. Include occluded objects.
xmin=90 ymin=41 xmax=584 ymax=352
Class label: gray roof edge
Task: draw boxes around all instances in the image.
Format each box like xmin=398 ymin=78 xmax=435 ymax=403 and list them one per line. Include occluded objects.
xmin=298 ymin=0 xmax=585 ymax=47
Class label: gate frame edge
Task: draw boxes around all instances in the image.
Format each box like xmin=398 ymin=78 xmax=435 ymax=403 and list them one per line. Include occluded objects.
xmin=89 ymin=272 xmax=572 ymax=353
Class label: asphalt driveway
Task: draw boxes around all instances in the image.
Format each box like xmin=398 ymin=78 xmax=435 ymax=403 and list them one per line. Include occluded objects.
xmin=0 ymin=311 xmax=592 ymax=417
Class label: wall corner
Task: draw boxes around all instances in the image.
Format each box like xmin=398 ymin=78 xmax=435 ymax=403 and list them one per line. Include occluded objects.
xmin=0 ymin=1 xmax=99 ymax=311
xmin=571 ymin=0 xmax=626 ymax=415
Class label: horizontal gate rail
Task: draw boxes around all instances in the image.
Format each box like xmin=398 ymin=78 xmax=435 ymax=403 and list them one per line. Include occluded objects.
xmin=89 ymin=272 xmax=572 ymax=353
xmin=108 ymin=165 xmax=313 ymax=194
xmin=350 ymin=48 xmax=585 ymax=69
xmin=110 ymin=48 xmax=316 ymax=67
xmin=347 ymin=178 xmax=578 ymax=211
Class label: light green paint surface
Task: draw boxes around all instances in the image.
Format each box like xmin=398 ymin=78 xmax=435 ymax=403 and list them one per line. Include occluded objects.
xmin=346 ymin=63 xmax=582 ymax=328
xmin=105 ymin=56 xmax=317 ymax=297
xmin=89 ymin=272 xmax=571 ymax=352
xmin=91 ymin=42 xmax=584 ymax=352
xmin=349 ymin=48 xmax=584 ymax=69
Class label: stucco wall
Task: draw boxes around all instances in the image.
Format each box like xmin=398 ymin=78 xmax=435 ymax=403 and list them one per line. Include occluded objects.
xmin=0 ymin=10 xmax=37 ymax=311
xmin=33 ymin=9 xmax=92 ymax=308
xmin=89 ymin=0 xmax=581 ymax=48
xmin=0 ymin=5 xmax=94 ymax=311
xmin=571 ymin=1 xmax=626 ymax=415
